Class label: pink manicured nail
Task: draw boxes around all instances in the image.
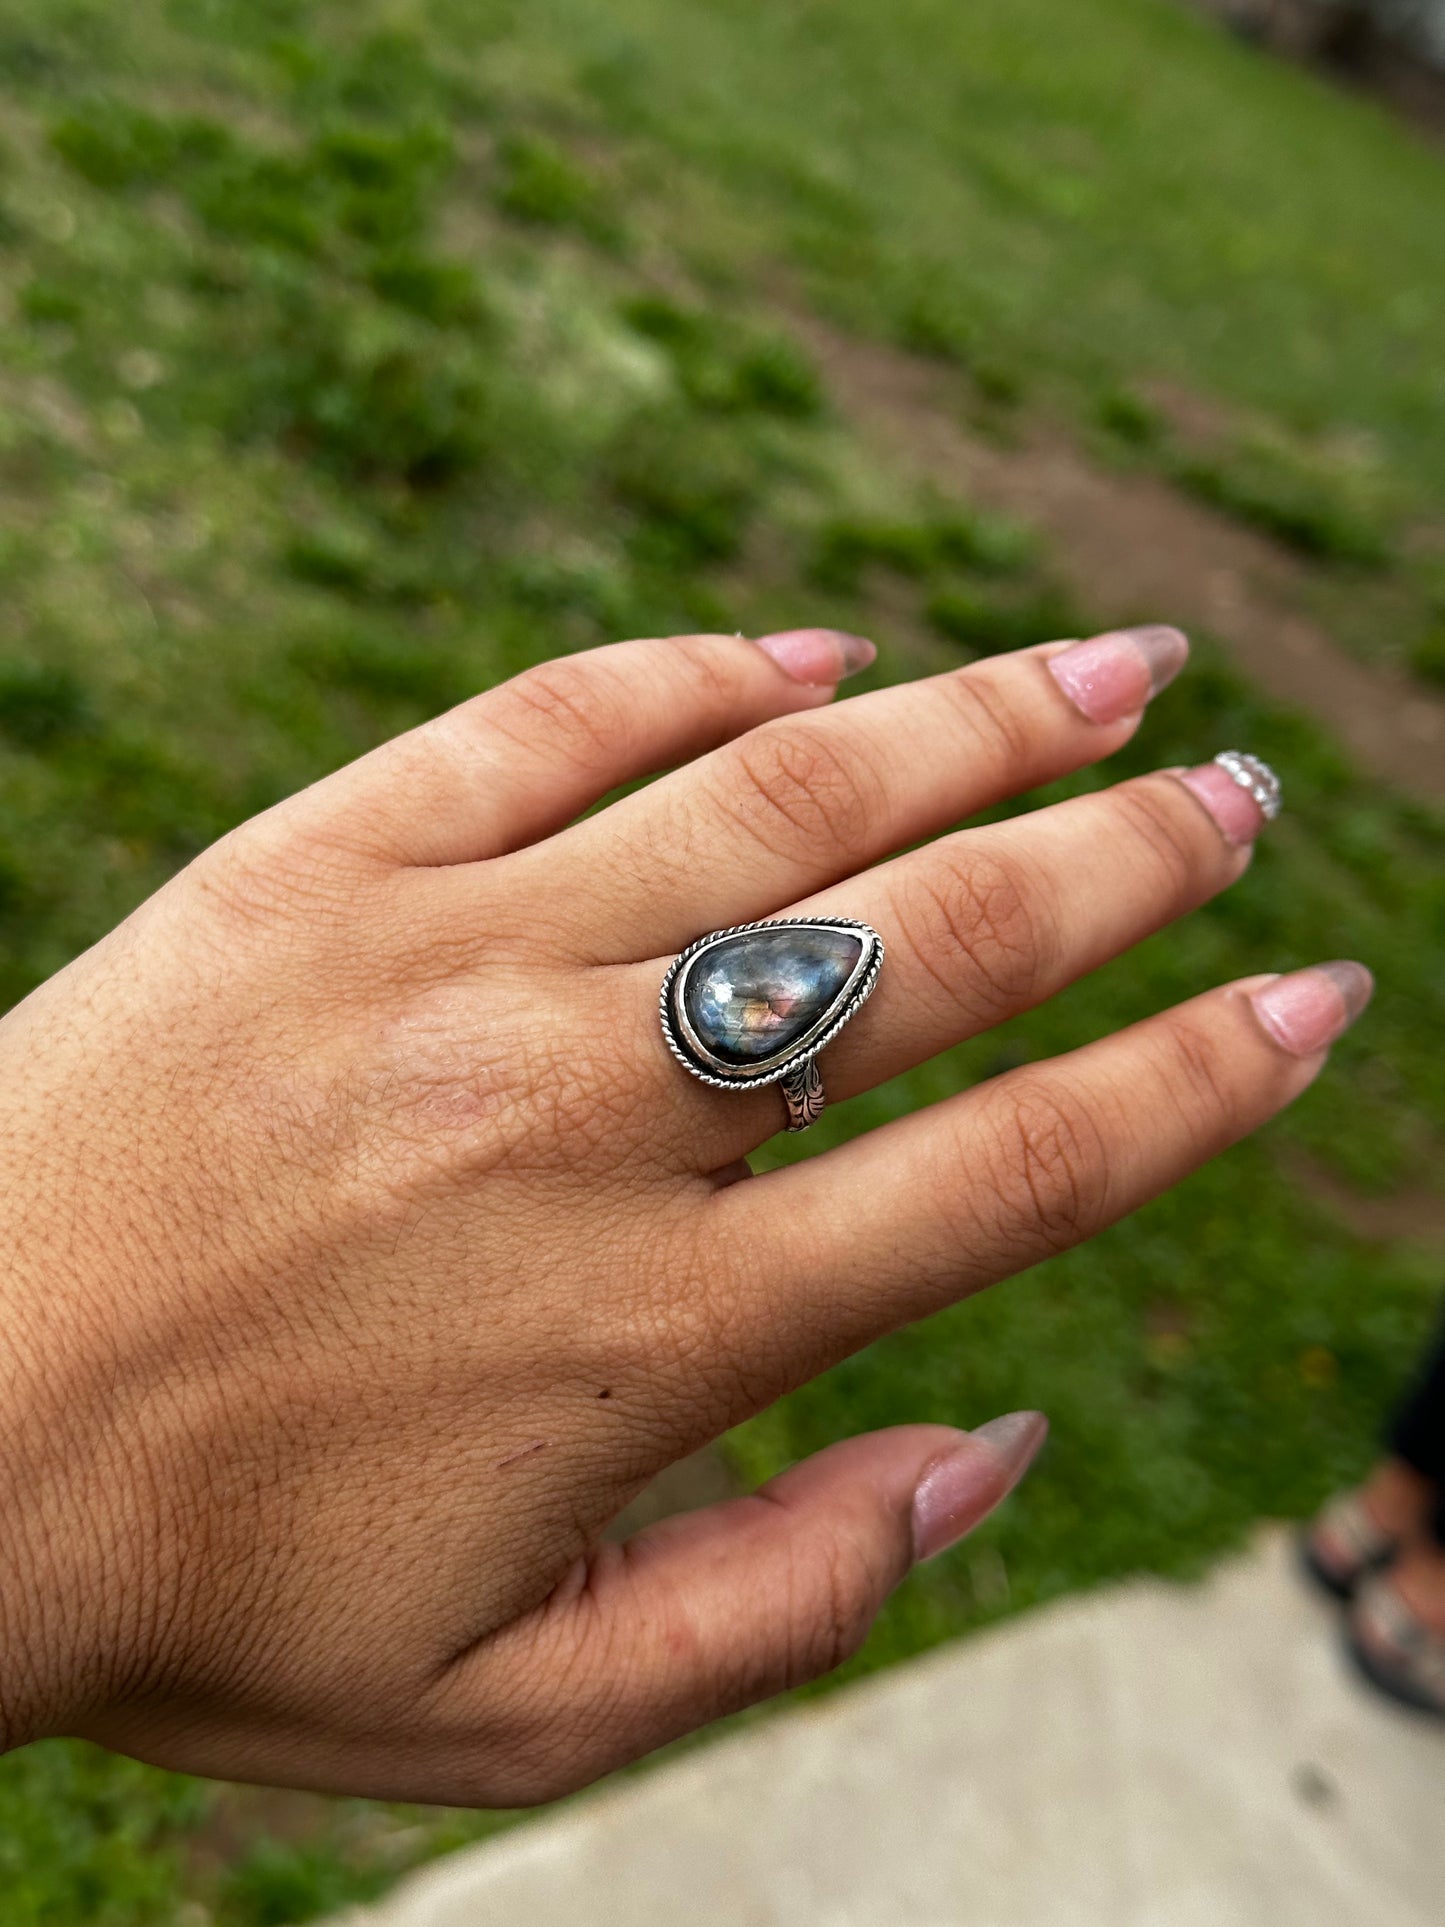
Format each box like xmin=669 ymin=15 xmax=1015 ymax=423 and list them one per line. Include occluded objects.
xmin=1046 ymin=624 xmax=1188 ymax=723
xmin=754 ymin=628 xmax=876 ymax=686
xmin=1175 ymin=750 xmax=1283 ymax=847
xmin=1248 ymin=961 xmax=1374 ymax=1057
xmin=911 ymin=1410 xmax=1048 ymax=1562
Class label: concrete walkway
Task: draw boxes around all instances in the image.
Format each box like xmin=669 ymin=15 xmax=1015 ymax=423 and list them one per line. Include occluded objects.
xmin=352 ymin=1530 xmax=1444 ymax=1927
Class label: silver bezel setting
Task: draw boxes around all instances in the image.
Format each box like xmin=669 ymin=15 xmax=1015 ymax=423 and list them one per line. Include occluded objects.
xmin=659 ymin=916 xmax=884 ymax=1091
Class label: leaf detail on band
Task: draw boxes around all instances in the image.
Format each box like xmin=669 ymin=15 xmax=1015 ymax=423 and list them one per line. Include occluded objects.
xmin=784 ymin=1057 xmax=826 ymax=1131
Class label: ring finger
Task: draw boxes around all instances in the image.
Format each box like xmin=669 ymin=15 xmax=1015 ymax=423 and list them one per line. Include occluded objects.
xmin=627 ymin=751 xmax=1279 ymax=1166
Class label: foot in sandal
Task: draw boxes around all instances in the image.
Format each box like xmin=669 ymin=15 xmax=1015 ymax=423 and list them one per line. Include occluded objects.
xmin=1302 ymin=1458 xmax=1433 ymax=1598
xmin=1348 ymin=1545 xmax=1445 ymax=1721
xmin=1303 ymin=1489 xmax=1399 ymax=1599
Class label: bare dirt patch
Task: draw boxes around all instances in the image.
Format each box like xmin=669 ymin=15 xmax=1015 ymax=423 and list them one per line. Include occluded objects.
xmin=1280 ymin=1147 xmax=1445 ymax=1246
xmin=795 ymin=315 xmax=1445 ymax=804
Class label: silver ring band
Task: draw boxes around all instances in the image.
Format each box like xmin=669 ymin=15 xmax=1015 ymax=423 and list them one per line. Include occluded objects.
xmin=780 ymin=1058 xmax=826 ymax=1132
xmin=1213 ymin=750 xmax=1282 ymax=822
xmin=660 ymin=917 xmax=884 ymax=1133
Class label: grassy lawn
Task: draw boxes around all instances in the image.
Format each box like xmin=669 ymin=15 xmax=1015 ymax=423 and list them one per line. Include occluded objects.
xmin=0 ymin=0 xmax=1441 ymax=1917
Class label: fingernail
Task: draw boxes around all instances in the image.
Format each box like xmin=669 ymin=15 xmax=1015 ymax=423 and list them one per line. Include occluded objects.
xmin=1046 ymin=624 xmax=1188 ymax=723
xmin=911 ymin=1410 xmax=1048 ymax=1563
xmin=754 ymin=628 xmax=876 ymax=686
xmin=1175 ymin=750 xmax=1282 ymax=847
xmin=1248 ymin=961 xmax=1374 ymax=1058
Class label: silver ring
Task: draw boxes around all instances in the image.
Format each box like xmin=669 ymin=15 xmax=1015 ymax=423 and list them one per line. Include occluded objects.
xmin=660 ymin=917 xmax=884 ymax=1132
xmin=1213 ymin=750 xmax=1282 ymax=822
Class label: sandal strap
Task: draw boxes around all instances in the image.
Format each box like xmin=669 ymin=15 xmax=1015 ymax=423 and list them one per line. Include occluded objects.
xmin=1356 ymin=1576 xmax=1445 ymax=1703
xmin=1311 ymin=1489 xmax=1396 ymax=1572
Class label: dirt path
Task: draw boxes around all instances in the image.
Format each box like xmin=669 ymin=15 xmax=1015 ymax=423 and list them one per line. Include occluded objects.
xmin=798 ymin=317 xmax=1445 ymax=805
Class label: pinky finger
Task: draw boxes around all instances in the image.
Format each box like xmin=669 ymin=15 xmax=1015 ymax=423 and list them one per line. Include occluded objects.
xmin=709 ymin=962 xmax=1374 ymax=1383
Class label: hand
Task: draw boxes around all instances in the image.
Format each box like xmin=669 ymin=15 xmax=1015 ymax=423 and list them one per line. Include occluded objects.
xmin=0 ymin=624 xmax=1368 ymax=1802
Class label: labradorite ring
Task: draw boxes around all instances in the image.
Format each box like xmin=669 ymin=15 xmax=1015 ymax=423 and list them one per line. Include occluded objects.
xmin=660 ymin=917 xmax=884 ymax=1132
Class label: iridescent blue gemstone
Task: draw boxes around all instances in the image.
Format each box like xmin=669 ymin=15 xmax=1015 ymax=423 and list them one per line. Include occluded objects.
xmin=682 ymin=926 xmax=863 ymax=1068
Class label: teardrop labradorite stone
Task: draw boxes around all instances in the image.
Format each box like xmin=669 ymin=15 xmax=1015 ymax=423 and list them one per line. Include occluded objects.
xmin=682 ymin=926 xmax=864 ymax=1068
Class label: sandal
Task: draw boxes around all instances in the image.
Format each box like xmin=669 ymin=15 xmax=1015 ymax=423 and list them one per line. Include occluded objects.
xmin=1301 ymin=1488 xmax=1398 ymax=1600
xmin=1347 ymin=1572 xmax=1445 ymax=1721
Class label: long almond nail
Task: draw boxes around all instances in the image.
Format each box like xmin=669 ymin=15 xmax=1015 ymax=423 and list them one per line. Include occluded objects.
xmin=754 ymin=628 xmax=876 ymax=686
xmin=1249 ymin=961 xmax=1374 ymax=1057
xmin=1175 ymin=750 xmax=1282 ymax=847
xmin=911 ymin=1410 xmax=1048 ymax=1562
xmin=1046 ymin=624 xmax=1188 ymax=723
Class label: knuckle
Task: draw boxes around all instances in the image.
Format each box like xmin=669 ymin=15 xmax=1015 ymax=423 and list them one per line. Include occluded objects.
xmin=668 ymin=632 xmax=750 ymax=711
xmin=487 ymin=659 xmax=630 ymax=772
xmin=726 ymin=721 xmax=883 ymax=861
xmin=189 ymin=826 xmax=355 ymax=936
xmin=973 ymin=1073 xmax=1109 ymax=1256
xmin=708 ymin=1525 xmax=878 ymax=1712
xmin=941 ymin=665 xmax=1036 ymax=775
xmin=533 ymin=1042 xmax=651 ymax=1160
xmin=893 ymin=844 xmax=1055 ymax=1025
xmin=1110 ymin=780 xmax=1209 ymax=897
xmin=1156 ymin=1012 xmax=1238 ymax=1137
xmin=785 ymin=1537 xmax=881 ymax=1685
xmin=355 ymin=977 xmax=653 ymax=1191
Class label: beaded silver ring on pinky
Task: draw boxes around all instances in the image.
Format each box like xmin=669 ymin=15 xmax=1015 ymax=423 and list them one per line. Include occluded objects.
xmin=660 ymin=917 xmax=884 ymax=1132
xmin=1213 ymin=750 xmax=1282 ymax=822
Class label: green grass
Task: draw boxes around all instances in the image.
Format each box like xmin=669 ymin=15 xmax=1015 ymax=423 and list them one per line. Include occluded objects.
xmin=0 ymin=0 xmax=1441 ymax=1917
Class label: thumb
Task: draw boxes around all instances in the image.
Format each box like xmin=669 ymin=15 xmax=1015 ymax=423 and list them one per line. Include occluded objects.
xmin=449 ymin=1414 xmax=1045 ymax=1803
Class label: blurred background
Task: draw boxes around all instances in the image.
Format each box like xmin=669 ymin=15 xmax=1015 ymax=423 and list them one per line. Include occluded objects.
xmin=0 ymin=0 xmax=1441 ymax=1918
